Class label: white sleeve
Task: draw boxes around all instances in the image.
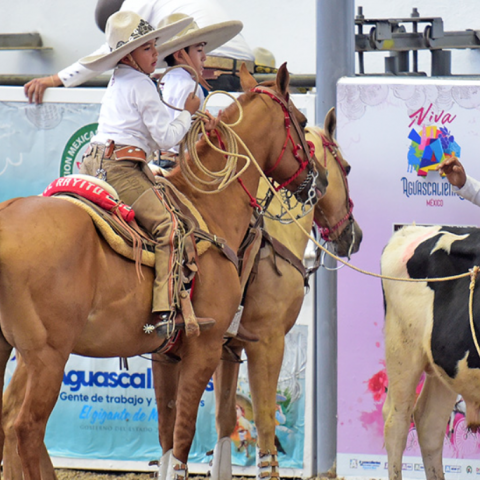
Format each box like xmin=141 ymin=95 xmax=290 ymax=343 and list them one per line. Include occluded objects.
xmin=454 ymin=175 xmax=480 ymax=207
xmin=135 ymin=79 xmax=192 ymax=151
xmin=58 ymin=43 xmax=111 ymax=87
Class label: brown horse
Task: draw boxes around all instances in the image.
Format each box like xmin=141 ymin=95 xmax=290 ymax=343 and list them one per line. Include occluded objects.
xmin=0 ymin=64 xmax=327 ymax=480
xmin=204 ymin=108 xmax=363 ymax=480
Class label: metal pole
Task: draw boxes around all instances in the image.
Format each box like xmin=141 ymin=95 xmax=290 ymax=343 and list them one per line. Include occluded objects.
xmin=314 ymin=0 xmax=354 ymax=476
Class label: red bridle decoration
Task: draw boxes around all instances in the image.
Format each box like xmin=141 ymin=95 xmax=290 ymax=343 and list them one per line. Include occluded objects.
xmin=251 ymin=87 xmax=316 ymax=191
xmin=316 ymin=133 xmax=355 ymax=242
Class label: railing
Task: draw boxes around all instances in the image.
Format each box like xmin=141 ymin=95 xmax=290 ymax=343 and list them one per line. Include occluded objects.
xmin=355 ymin=6 xmax=480 ymax=75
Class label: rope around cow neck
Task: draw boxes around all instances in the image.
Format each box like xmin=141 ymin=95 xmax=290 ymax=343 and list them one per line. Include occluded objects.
xmin=156 ymin=66 xmax=480 ymax=357
xmin=157 ymin=66 xmax=474 ymax=284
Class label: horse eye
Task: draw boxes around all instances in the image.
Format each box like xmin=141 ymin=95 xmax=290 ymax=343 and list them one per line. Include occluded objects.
xmin=345 ymin=165 xmax=351 ymax=175
xmin=300 ymin=120 xmax=307 ymax=129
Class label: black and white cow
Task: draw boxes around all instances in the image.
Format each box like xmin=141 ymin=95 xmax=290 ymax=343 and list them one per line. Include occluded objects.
xmin=381 ymin=224 xmax=480 ymax=480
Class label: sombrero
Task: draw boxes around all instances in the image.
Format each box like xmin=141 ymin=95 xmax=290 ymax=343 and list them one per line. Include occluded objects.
xmin=156 ymin=13 xmax=243 ymax=66
xmin=80 ymin=11 xmax=193 ymax=72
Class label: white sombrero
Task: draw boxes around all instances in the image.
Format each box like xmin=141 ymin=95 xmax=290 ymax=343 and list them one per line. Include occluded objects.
xmin=80 ymin=11 xmax=193 ymax=72
xmin=156 ymin=13 xmax=243 ymax=66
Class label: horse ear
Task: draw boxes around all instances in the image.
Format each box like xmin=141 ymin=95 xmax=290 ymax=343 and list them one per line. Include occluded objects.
xmin=276 ymin=62 xmax=290 ymax=96
xmin=324 ymin=107 xmax=336 ymax=140
xmin=240 ymin=62 xmax=257 ymax=91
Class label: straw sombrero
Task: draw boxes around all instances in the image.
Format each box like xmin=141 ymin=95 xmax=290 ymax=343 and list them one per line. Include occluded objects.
xmin=156 ymin=13 xmax=243 ymax=66
xmin=80 ymin=11 xmax=193 ymax=72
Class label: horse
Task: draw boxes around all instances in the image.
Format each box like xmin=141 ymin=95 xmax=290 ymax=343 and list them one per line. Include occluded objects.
xmin=0 ymin=63 xmax=328 ymax=480
xmin=381 ymin=224 xmax=480 ymax=480
xmin=191 ymin=107 xmax=363 ymax=480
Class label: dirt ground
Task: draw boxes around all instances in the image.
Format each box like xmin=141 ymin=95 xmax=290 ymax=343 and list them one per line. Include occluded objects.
xmin=55 ymin=470 xmax=344 ymax=480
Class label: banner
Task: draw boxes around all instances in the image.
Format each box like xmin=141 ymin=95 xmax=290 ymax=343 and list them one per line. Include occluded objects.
xmin=0 ymin=88 xmax=311 ymax=471
xmin=4 ymin=325 xmax=306 ymax=468
xmin=336 ymin=77 xmax=480 ymax=479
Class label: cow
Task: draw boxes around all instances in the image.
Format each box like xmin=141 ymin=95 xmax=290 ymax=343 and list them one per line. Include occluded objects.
xmin=381 ymin=224 xmax=480 ymax=480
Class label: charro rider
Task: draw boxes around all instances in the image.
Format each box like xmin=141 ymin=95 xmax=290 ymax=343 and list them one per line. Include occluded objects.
xmin=78 ymin=10 xmax=217 ymax=336
xmin=154 ymin=12 xmax=243 ymax=168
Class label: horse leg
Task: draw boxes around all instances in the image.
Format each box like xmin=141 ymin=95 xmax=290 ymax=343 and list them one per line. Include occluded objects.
xmin=210 ymin=348 xmax=243 ymax=480
xmin=413 ymin=375 xmax=456 ymax=480
xmin=0 ymin=333 xmax=13 ymax=464
xmin=152 ymin=353 xmax=180 ymax=480
xmin=3 ymin=354 xmax=30 ymax=479
xmin=9 ymin=347 xmax=67 ymax=480
xmin=383 ymin=312 xmax=426 ymax=480
xmin=244 ymin=333 xmax=285 ymax=480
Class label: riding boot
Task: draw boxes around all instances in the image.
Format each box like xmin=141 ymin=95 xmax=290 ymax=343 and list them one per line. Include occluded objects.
xmin=132 ymin=189 xmax=216 ymax=336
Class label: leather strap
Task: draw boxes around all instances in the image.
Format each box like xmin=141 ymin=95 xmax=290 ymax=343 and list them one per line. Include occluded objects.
xmin=194 ymin=229 xmax=239 ymax=272
xmin=113 ymin=145 xmax=146 ymax=162
xmin=261 ymin=230 xmax=306 ymax=279
xmin=204 ymin=56 xmax=255 ymax=74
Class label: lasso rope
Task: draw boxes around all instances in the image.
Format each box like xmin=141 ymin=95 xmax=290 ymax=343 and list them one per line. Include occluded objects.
xmin=157 ymin=66 xmax=474 ymax=284
xmin=469 ymin=266 xmax=480 ymax=359
xmin=157 ymin=65 xmax=253 ymax=194
xmin=158 ymin=65 xmax=480 ymax=353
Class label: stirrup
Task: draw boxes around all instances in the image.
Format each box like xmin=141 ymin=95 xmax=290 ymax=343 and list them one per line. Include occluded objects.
xmin=154 ymin=312 xmax=176 ymax=339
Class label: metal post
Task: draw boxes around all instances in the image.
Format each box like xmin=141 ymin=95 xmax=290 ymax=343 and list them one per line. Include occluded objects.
xmin=314 ymin=0 xmax=355 ymax=476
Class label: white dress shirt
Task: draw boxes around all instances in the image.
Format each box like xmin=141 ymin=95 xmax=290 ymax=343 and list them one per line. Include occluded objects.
xmin=59 ymin=0 xmax=253 ymax=87
xmin=91 ymin=65 xmax=191 ymax=156
xmin=455 ymin=175 xmax=480 ymax=206
xmin=161 ymin=67 xmax=205 ymax=121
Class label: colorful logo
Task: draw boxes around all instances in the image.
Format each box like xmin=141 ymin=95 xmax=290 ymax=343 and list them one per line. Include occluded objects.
xmin=60 ymin=123 xmax=98 ymax=176
xmin=407 ymin=125 xmax=461 ymax=177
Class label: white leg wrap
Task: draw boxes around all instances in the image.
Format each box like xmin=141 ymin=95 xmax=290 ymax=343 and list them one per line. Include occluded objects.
xmin=158 ymin=449 xmax=173 ymax=480
xmin=167 ymin=453 xmax=188 ymax=480
xmin=256 ymin=447 xmax=279 ymax=479
xmin=209 ymin=436 xmax=232 ymax=480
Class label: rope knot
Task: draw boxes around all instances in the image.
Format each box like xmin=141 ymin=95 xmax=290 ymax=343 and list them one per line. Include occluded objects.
xmin=470 ymin=266 xmax=480 ymax=291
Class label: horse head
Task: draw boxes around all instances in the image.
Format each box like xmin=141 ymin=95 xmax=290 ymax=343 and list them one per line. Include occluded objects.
xmin=306 ymin=108 xmax=363 ymax=257
xmin=237 ymin=62 xmax=328 ymax=205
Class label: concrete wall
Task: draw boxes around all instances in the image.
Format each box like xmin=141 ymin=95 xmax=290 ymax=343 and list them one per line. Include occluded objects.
xmin=2 ymin=1 xmax=480 ymax=78
xmin=0 ymin=0 xmax=315 ymax=76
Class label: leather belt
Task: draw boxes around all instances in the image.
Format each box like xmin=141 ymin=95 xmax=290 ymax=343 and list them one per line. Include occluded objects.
xmin=85 ymin=142 xmax=147 ymax=162
xmin=204 ymin=56 xmax=255 ymax=74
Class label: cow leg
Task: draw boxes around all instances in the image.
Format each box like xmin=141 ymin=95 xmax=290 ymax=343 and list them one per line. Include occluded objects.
xmin=211 ymin=350 xmax=243 ymax=480
xmin=413 ymin=375 xmax=456 ymax=480
xmin=383 ymin=313 xmax=427 ymax=480
xmin=152 ymin=354 xmax=180 ymax=480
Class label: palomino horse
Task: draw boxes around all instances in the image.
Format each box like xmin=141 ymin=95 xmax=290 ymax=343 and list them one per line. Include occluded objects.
xmin=0 ymin=64 xmax=327 ymax=480
xmin=205 ymin=108 xmax=363 ymax=480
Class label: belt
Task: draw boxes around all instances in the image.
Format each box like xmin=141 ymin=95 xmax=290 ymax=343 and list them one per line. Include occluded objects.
xmin=86 ymin=141 xmax=147 ymax=162
xmin=204 ymin=56 xmax=255 ymax=74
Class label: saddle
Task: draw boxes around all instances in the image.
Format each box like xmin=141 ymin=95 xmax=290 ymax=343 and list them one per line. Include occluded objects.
xmin=42 ymin=175 xmax=261 ymax=348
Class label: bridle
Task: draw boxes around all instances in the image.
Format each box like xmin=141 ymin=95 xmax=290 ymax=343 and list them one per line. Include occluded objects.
xmin=251 ymin=86 xmax=319 ymax=204
xmin=315 ymin=132 xmax=355 ymax=244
